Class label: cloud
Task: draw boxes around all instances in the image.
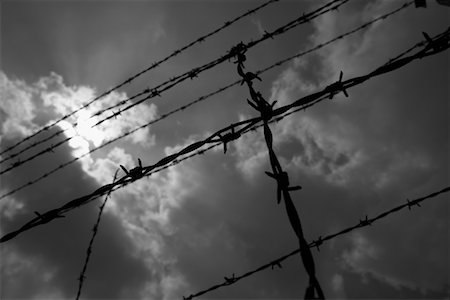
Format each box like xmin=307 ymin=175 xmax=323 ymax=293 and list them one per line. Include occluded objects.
xmin=76 ymin=135 xmax=212 ymax=298
xmin=0 ymin=70 xmax=162 ymax=299
xmin=331 ymin=273 xmax=346 ymax=298
xmin=251 ymin=18 xmax=265 ymax=36
xmin=37 ymin=72 xmax=158 ymax=148
xmin=0 ymin=73 xmax=38 ymax=140
xmin=1 ymin=71 xmax=158 ymax=157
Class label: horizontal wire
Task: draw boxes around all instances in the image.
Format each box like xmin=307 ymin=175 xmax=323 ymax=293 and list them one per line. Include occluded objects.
xmin=1 ymin=27 xmax=448 ymax=243
xmin=0 ymin=0 xmax=350 ymax=174
xmin=0 ymin=0 xmax=279 ymax=157
xmin=182 ymin=186 xmax=450 ymax=299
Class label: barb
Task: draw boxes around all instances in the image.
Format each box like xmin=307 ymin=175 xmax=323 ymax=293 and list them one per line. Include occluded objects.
xmin=0 ymin=0 xmax=351 ymax=174
xmin=182 ymin=186 xmax=450 ymax=299
xmin=236 ymin=46 xmax=324 ymax=299
xmin=75 ymin=170 xmax=119 ymax=300
xmin=0 ymin=0 xmax=279 ymax=157
xmin=1 ymin=27 xmax=448 ymax=242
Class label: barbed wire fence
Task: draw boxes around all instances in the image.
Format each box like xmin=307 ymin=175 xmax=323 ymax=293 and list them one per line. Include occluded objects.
xmin=0 ymin=0 xmax=279 ymax=158
xmin=0 ymin=0 xmax=414 ymax=200
xmin=2 ymin=25 xmax=448 ymax=243
xmin=1 ymin=2 xmax=448 ymax=299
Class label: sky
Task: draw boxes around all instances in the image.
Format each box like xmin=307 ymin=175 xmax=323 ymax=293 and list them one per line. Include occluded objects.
xmin=0 ymin=0 xmax=449 ymax=299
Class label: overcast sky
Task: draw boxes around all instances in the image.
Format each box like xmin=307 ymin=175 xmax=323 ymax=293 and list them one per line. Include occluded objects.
xmin=0 ymin=0 xmax=449 ymax=299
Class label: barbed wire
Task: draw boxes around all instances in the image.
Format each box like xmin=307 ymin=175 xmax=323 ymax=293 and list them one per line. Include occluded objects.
xmin=75 ymin=169 xmax=119 ymax=300
xmin=0 ymin=0 xmax=351 ymax=174
xmin=181 ymin=186 xmax=450 ymax=299
xmin=1 ymin=27 xmax=448 ymax=243
xmin=0 ymin=8 xmax=440 ymax=201
xmin=0 ymin=2 xmax=414 ymax=188
xmin=235 ymin=41 xmax=324 ymax=298
xmin=0 ymin=0 xmax=280 ymax=158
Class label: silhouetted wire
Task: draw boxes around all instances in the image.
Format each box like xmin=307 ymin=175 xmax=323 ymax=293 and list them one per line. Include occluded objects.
xmin=0 ymin=0 xmax=279 ymax=158
xmin=0 ymin=0 xmax=350 ymax=174
xmin=235 ymin=43 xmax=324 ymax=298
xmin=181 ymin=186 xmax=450 ymax=300
xmin=75 ymin=169 xmax=119 ymax=300
xmin=1 ymin=27 xmax=448 ymax=242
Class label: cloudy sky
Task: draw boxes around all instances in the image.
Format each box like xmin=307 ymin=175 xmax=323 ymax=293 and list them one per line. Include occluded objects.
xmin=1 ymin=0 xmax=449 ymax=299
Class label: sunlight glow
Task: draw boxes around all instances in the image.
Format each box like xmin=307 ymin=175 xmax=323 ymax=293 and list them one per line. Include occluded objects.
xmin=58 ymin=110 xmax=106 ymax=158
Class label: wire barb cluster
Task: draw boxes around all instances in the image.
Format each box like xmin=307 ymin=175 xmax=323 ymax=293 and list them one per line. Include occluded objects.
xmin=233 ymin=42 xmax=324 ymax=299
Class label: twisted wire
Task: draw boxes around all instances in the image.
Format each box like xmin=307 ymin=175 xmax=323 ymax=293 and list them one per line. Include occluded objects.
xmin=1 ymin=27 xmax=448 ymax=243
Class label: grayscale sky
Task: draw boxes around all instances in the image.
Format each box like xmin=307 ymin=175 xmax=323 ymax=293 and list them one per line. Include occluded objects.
xmin=0 ymin=0 xmax=449 ymax=299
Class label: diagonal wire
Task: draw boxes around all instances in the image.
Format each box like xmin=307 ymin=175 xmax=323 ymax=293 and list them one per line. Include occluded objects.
xmin=0 ymin=0 xmax=280 ymax=157
xmin=75 ymin=169 xmax=119 ymax=300
xmin=1 ymin=27 xmax=448 ymax=242
xmin=0 ymin=0 xmax=351 ymax=174
xmin=181 ymin=186 xmax=450 ymax=300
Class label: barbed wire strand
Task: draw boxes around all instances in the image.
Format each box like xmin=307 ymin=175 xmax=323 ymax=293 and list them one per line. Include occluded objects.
xmin=1 ymin=27 xmax=448 ymax=243
xmin=75 ymin=169 xmax=119 ymax=300
xmin=0 ymin=0 xmax=280 ymax=157
xmin=181 ymin=186 xmax=450 ymax=300
xmin=235 ymin=41 xmax=324 ymax=298
xmin=0 ymin=0 xmax=351 ymax=174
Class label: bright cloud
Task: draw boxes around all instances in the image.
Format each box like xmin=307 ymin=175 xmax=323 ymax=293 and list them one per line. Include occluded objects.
xmin=0 ymin=73 xmax=38 ymax=140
